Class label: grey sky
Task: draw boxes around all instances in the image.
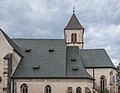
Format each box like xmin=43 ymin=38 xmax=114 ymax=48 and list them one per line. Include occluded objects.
xmin=0 ymin=0 xmax=120 ymax=66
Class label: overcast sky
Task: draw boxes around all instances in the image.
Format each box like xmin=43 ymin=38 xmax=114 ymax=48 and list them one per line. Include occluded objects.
xmin=0 ymin=0 xmax=120 ymax=66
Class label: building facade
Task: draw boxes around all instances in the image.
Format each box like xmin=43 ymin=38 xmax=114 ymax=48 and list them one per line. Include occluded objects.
xmin=0 ymin=13 xmax=118 ymax=93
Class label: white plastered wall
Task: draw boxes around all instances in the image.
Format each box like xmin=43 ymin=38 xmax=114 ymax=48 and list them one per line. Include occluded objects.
xmin=14 ymin=79 xmax=93 ymax=93
xmin=0 ymin=31 xmax=21 ymax=93
xmin=86 ymin=68 xmax=118 ymax=93
xmin=64 ymin=30 xmax=84 ymax=49
xmin=12 ymin=51 xmax=21 ymax=72
xmin=0 ymin=31 xmax=13 ymax=93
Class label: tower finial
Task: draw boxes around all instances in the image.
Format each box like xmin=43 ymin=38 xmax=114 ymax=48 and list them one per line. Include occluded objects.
xmin=73 ymin=7 xmax=75 ymax=14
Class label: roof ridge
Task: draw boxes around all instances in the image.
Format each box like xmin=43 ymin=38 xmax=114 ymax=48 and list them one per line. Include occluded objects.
xmin=12 ymin=38 xmax=65 ymax=40
xmin=80 ymin=49 xmax=105 ymax=50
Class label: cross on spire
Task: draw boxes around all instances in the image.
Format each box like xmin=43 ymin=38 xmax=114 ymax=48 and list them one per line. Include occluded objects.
xmin=73 ymin=7 xmax=75 ymax=14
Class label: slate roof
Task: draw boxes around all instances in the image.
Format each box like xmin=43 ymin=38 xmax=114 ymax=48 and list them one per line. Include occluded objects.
xmin=11 ymin=39 xmax=93 ymax=79
xmin=10 ymin=38 xmax=116 ymax=79
xmin=12 ymin=39 xmax=67 ymax=78
xmin=1 ymin=12 xmax=116 ymax=80
xmin=79 ymin=49 xmax=116 ymax=68
xmin=66 ymin=46 xmax=93 ymax=79
xmin=64 ymin=13 xmax=84 ymax=30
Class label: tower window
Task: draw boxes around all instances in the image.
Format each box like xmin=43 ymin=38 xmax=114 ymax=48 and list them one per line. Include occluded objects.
xmin=71 ymin=33 xmax=77 ymax=43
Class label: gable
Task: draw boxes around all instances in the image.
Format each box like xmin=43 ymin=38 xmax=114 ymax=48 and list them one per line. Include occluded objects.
xmin=0 ymin=29 xmax=13 ymax=58
xmin=0 ymin=29 xmax=23 ymax=57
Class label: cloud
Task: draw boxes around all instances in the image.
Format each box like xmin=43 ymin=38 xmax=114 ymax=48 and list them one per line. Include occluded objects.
xmin=85 ymin=24 xmax=120 ymax=66
xmin=0 ymin=0 xmax=120 ymax=66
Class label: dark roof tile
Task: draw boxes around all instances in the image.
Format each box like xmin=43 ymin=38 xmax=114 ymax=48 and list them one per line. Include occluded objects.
xmin=66 ymin=46 xmax=93 ymax=79
xmin=64 ymin=13 xmax=84 ymax=30
xmin=79 ymin=49 xmax=115 ymax=68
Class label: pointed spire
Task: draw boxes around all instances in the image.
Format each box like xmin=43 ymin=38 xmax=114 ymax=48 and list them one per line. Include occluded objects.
xmin=64 ymin=12 xmax=84 ymax=30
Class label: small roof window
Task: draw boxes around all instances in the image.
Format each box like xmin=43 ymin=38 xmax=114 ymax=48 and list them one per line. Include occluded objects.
xmin=25 ymin=49 xmax=31 ymax=53
xmin=32 ymin=65 xmax=40 ymax=69
xmin=49 ymin=49 xmax=54 ymax=52
xmin=72 ymin=67 xmax=79 ymax=71
xmin=71 ymin=59 xmax=77 ymax=61
xmin=68 ymin=87 xmax=72 ymax=93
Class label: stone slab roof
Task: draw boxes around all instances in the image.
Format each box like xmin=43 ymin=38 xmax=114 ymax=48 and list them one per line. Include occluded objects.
xmin=12 ymin=39 xmax=67 ymax=78
xmin=79 ymin=49 xmax=115 ymax=68
xmin=64 ymin=13 xmax=84 ymax=30
xmin=66 ymin=46 xmax=93 ymax=79
xmin=11 ymin=39 xmax=115 ymax=79
xmin=11 ymin=39 xmax=93 ymax=79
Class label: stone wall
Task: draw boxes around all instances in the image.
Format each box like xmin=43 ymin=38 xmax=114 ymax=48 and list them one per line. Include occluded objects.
xmin=86 ymin=68 xmax=117 ymax=93
xmin=13 ymin=79 xmax=93 ymax=93
xmin=64 ymin=29 xmax=84 ymax=49
xmin=0 ymin=31 xmax=21 ymax=93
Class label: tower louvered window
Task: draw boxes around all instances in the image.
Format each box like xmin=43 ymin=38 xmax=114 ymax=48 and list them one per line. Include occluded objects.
xmin=71 ymin=33 xmax=77 ymax=43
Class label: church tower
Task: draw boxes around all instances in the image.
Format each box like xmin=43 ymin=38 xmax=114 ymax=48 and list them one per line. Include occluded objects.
xmin=64 ymin=12 xmax=84 ymax=49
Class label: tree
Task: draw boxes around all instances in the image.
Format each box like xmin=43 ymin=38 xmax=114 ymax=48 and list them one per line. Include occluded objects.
xmin=117 ymin=62 xmax=120 ymax=92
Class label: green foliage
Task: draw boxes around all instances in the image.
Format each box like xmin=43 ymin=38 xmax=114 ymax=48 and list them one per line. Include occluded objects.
xmin=117 ymin=62 xmax=120 ymax=76
xmin=117 ymin=62 xmax=120 ymax=92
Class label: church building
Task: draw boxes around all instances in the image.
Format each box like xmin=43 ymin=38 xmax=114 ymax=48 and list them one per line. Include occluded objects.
xmin=0 ymin=12 xmax=118 ymax=93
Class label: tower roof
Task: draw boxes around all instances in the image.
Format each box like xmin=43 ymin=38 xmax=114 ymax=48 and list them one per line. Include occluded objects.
xmin=64 ymin=13 xmax=84 ymax=30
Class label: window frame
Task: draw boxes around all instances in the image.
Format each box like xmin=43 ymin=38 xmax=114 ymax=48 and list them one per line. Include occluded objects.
xmin=100 ymin=75 xmax=107 ymax=93
xmin=20 ymin=83 xmax=28 ymax=93
xmin=76 ymin=87 xmax=81 ymax=93
xmin=71 ymin=33 xmax=77 ymax=43
xmin=45 ymin=85 xmax=51 ymax=93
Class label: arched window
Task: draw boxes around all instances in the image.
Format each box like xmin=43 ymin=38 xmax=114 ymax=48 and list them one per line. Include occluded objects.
xmin=71 ymin=33 xmax=74 ymax=43
xmin=75 ymin=33 xmax=77 ymax=43
xmin=71 ymin=33 xmax=77 ymax=43
xmin=113 ymin=76 xmax=115 ymax=84
xmin=100 ymin=75 xmax=107 ymax=93
xmin=45 ymin=85 xmax=51 ymax=93
xmin=76 ymin=87 xmax=81 ymax=93
xmin=110 ymin=70 xmax=113 ymax=84
xmin=20 ymin=83 xmax=28 ymax=93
